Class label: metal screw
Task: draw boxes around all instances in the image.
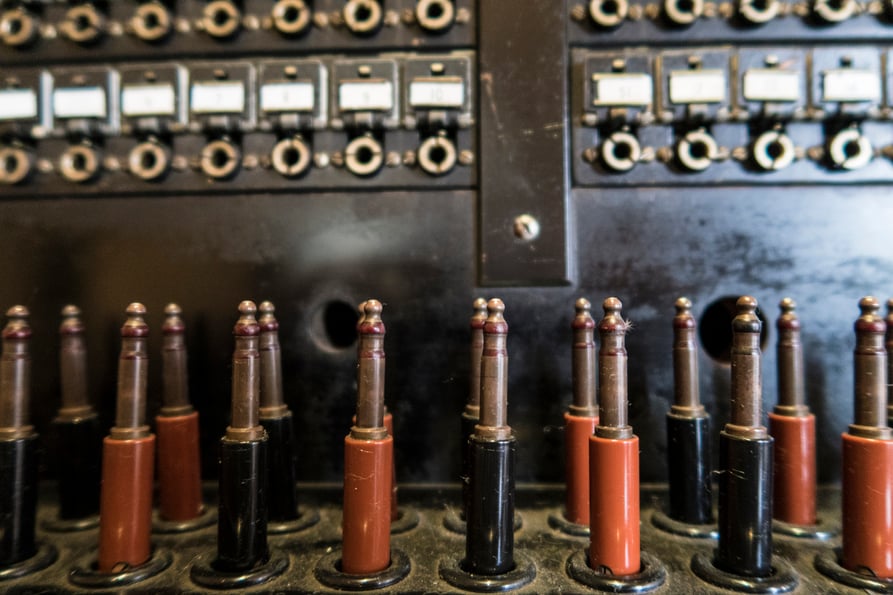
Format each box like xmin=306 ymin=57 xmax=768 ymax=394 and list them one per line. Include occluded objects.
xmin=513 ymin=214 xmax=540 ymax=241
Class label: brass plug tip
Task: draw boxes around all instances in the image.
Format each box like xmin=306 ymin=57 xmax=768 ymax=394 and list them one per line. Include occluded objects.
xmin=856 ymin=296 xmax=885 ymax=334
xmin=61 ymin=304 xmax=81 ymax=318
xmin=675 ymin=296 xmax=692 ymax=314
xmin=122 ymin=303 xmax=148 ymax=337
xmin=258 ymin=300 xmax=279 ymax=332
xmin=3 ymin=305 xmax=31 ymax=339
xmin=777 ymin=297 xmax=800 ymax=331
xmin=471 ymin=297 xmax=488 ymax=329
xmin=357 ymin=300 xmax=367 ymax=325
xmin=359 ymin=299 xmax=383 ymax=333
xmin=733 ymin=296 xmax=761 ymax=333
xmin=573 ymin=297 xmax=595 ymax=330
xmin=673 ymin=297 xmax=695 ymax=330
xmin=485 ymin=298 xmax=507 ymax=333
xmin=599 ymin=297 xmax=625 ymax=332
xmin=162 ymin=303 xmax=184 ymax=334
xmin=234 ymin=300 xmax=259 ymax=336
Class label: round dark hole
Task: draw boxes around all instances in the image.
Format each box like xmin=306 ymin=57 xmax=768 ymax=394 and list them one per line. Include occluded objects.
xmin=844 ymin=140 xmax=861 ymax=159
xmin=602 ymin=0 xmax=619 ymax=14
xmin=428 ymin=144 xmax=447 ymax=165
xmin=427 ymin=2 xmax=444 ymax=18
xmin=355 ymin=145 xmax=374 ymax=164
xmin=284 ymin=6 xmax=300 ymax=21
xmin=676 ymin=0 xmax=695 ymax=12
xmin=752 ymin=0 xmax=769 ymax=10
xmin=766 ymin=140 xmax=783 ymax=159
xmin=72 ymin=152 xmax=88 ymax=171
xmin=613 ymin=139 xmax=632 ymax=160
xmin=689 ymin=140 xmax=708 ymax=159
xmin=4 ymin=154 xmax=18 ymax=173
xmin=283 ymin=146 xmax=300 ymax=166
xmin=8 ymin=17 xmax=23 ymax=35
xmin=140 ymin=149 xmax=157 ymax=170
xmin=212 ymin=148 xmax=228 ymax=168
xmin=144 ymin=11 xmax=160 ymax=28
xmin=323 ymin=300 xmax=359 ymax=349
xmin=699 ymin=296 xmax=769 ymax=364
xmin=213 ymin=8 xmax=229 ymax=26
xmin=355 ymin=4 xmax=372 ymax=22
xmin=827 ymin=0 xmax=843 ymax=9
xmin=75 ymin=14 xmax=91 ymax=31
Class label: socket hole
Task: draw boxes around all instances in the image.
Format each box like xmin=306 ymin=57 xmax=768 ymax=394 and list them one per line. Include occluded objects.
xmin=428 ymin=144 xmax=448 ymax=165
xmin=612 ymin=140 xmax=632 ymax=160
xmin=426 ymin=2 xmax=444 ymax=18
xmin=355 ymin=4 xmax=372 ymax=21
xmin=766 ymin=141 xmax=784 ymax=159
xmin=72 ymin=152 xmax=88 ymax=171
xmin=677 ymin=0 xmax=695 ymax=11
xmin=355 ymin=145 xmax=374 ymax=165
xmin=315 ymin=300 xmax=359 ymax=350
xmin=689 ymin=140 xmax=708 ymax=159
xmin=140 ymin=150 xmax=157 ymax=170
xmin=844 ymin=140 xmax=861 ymax=158
xmin=602 ymin=0 xmax=620 ymax=14
xmin=4 ymin=154 xmax=18 ymax=173
xmin=7 ymin=17 xmax=22 ymax=35
xmin=699 ymin=296 xmax=769 ymax=364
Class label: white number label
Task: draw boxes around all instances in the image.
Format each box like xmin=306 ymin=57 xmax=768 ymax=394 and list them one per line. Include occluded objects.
xmin=409 ymin=81 xmax=465 ymax=108
xmin=591 ymin=73 xmax=653 ymax=107
xmin=53 ymin=86 xmax=107 ymax=119
xmin=190 ymin=82 xmax=246 ymax=114
xmin=0 ymin=89 xmax=38 ymax=120
xmin=823 ymin=69 xmax=881 ymax=103
xmin=668 ymin=69 xmax=727 ymax=104
xmin=121 ymin=84 xmax=176 ymax=116
xmin=260 ymin=82 xmax=315 ymax=112
xmin=338 ymin=81 xmax=393 ymax=111
xmin=743 ymin=69 xmax=801 ymax=102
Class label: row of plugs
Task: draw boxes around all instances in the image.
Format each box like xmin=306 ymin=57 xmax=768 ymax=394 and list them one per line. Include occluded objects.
xmin=0 ymin=0 xmax=463 ymax=49
xmin=0 ymin=131 xmax=467 ymax=185
xmin=573 ymin=0 xmax=893 ymax=29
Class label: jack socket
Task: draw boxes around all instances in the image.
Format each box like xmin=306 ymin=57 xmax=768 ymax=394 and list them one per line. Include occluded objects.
xmin=589 ymin=0 xmax=628 ymax=27
xmin=59 ymin=144 xmax=101 ymax=184
xmin=738 ymin=0 xmax=780 ymax=23
xmin=344 ymin=135 xmax=384 ymax=177
xmin=417 ymin=134 xmax=457 ymax=176
xmin=813 ymin=0 xmax=856 ymax=22
xmin=0 ymin=146 xmax=32 ymax=185
xmin=128 ymin=141 xmax=171 ymax=182
xmin=60 ymin=4 xmax=105 ymax=45
xmin=0 ymin=8 xmax=38 ymax=48
xmin=829 ymin=128 xmax=872 ymax=170
xmin=130 ymin=2 xmax=173 ymax=42
xmin=271 ymin=136 xmax=312 ymax=178
xmin=202 ymin=1 xmax=241 ymax=39
xmin=664 ymin=0 xmax=704 ymax=25
xmin=272 ymin=0 xmax=312 ymax=36
xmin=676 ymin=129 xmax=717 ymax=172
xmin=416 ymin=0 xmax=455 ymax=32
xmin=200 ymin=139 xmax=241 ymax=180
xmin=601 ymin=131 xmax=641 ymax=172
xmin=752 ymin=130 xmax=795 ymax=171
xmin=343 ymin=0 xmax=383 ymax=35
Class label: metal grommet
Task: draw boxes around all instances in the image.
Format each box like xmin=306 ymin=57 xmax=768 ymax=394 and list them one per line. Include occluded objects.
xmin=131 ymin=2 xmax=172 ymax=42
xmin=343 ymin=0 xmax=383 ymax=35
xmin=69 ymin=548 xmax=172 ymax=588
xmin=601 ymin=131 xmax=641 ymax=172
xmin=547 ymin=509 xmax=591 ymax=538
xmin=664 ymin=0 xmax=704 ymax=25
xmin=417 ymin=134 xmax=457 ymax=176
xmin=344 ymin=135 xmax=384 ymax=177
xmin=152 ymin=506 xmax=217 ymax=534
xmin=676 ymin=129 xmax=717 ymax=172
xmin=200 ymin=139 xmax=241 ymax=180
xmin=589 ymin=0 xmax=629 ymax=27
xmin=272 ymin=0 xmax=312 ymax=36
xmin=271 ymin=136 xmax=312 ymax=178
xmin=829 ymin=128 xmax=872 ymax=170
xmin=813 ymin=0 xmax=856 ymax=21
xmin=567 ymin=549 xmax=666 ymax=592
xmin=390 ymin=507 xmax=421 ymax=535
xmin=0 ymin=146 xmax=33 ymax=185
xmin=190 ymin=551 xmax=289 ymax=589
xmin=0 ymin=8 xmax=38 ymax=48
xmin=691 ymin=551 xmax=798 ymax=593
xmin=60 ymin=4 xmax=105 ymax=44
xmin=815 ymin=548 xmax=893 ymax=591
xmin=415 ymin=0 xmax=455 ymax=32
xmin=267 ymin=506 xmax=320 ymax=534
xmin=0 ymin=543 xmax=57 ymax=581
xmin=128 ymin=141 xmax=171 ymax=182
xmin=59 ymin=144 xmax=101 ymax=183
xmin=315 ymin=547 xmax=411 ymax=591
xmin=650 ymin=509 xmax=718 ymax=539
xmin=752 ymin=130 xmax=795 ymax=171
xmin=203 ymin=0 xmax=241 ymax=38
xmin=738 ymin=0 xmax=779 ymax=23
xmin=773 ymin=517 xmax=837 ymax=540
xmin=439 ymin=552 xmax=536 ymax=592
